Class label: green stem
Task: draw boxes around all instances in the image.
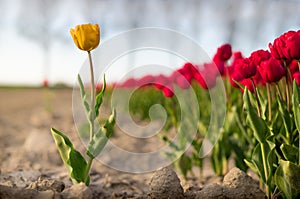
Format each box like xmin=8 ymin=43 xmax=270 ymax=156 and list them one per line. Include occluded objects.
xmin=267 ymin=84 xmax=272 ymax=121
xmin=260 ymin=142 xmax=270 ymax=198
xmin=284 ymin=61 xmax=291 ymax=112
xmin=251 ymin=78 xmax=261 ymax=117
xmin=168 ymin=96 xmax=178 ymax=132
xmin=285 ymin=78 xmax=291 ymax=113
xmin=84 ymin=156 xmax=93 ymax=184
xmin=88 ymin=51 xmax=95 ymax=141
xmin=234 ymin=111 xmax=252 ymax=145
xmin=275 ymin=83 xmax=283 ymax=101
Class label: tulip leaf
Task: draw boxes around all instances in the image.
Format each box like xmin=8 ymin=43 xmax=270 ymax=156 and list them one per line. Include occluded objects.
xmin=95 ymin=75 xmax=106 ymax=118
xmin=87 ymin=109 xmax=115 ymax=158
xmin=51 ymin=128 xmax=90 ymax=185
xmin=280 ymin=144 xmax=299 ymax=163
xmin=249 ymin=141 xmax=275 ymax=184
xmin=78 ymin=74 xmax=90 ymax=114
xmin=177 ymin=153 xmax=192 ymax=177
xmin=210 ymin=142 xmax=223 ymax=176
xmin=277 ymin=96 xmax=293 ymax=138
xmin=275 ymin=160 xmax=300 ymax=199
xmin=293 ymin=81 xmax=300 ymax=135
xmin=243 ymin=89 xmax=269 ymax=143
xmin=251 ymin=143 xmax=266 ymax=182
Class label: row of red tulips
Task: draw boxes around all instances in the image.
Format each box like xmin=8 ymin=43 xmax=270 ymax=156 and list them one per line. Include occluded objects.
xmin=114 ymin=30 xmax=300 ymax=97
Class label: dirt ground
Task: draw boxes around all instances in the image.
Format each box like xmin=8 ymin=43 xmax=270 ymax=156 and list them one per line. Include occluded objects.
xmin=0 ymin=87 xmax=222 ymax=198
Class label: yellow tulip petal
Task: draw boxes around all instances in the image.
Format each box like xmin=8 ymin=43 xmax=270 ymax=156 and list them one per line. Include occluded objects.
xmin=70 ymin=23 xmax=100 ymax=51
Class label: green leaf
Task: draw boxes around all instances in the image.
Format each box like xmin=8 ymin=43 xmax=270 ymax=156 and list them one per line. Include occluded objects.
xmin=275 ymin=160 xmax=300 ymax=199
xmin=86 ymin=109 xmax=115 ymax=158
xmin=51 ymin=128 xmax=89 ymax=185
xmin=277 ymin=96 xmax=293 ymax=138
xmin=293 ymin=81 xmax=300 ymax=135
xmin=250 ymin=141 xmax=276 ymax=184
xmin=251 ymin=143 xmax=266 ymax=182
xmin=95 ymin=75 xmax=106 ymax=118
xmin=244 ymin=159 xmax=258 ymax=174
xmin=256 ymin=87 xmax=267 ymax=120
xmin=210 ymin=143 xmax=223 ymax=176
xmin=177 ymin=153 xmax=192 ymax=177
xmin=78 ymin=74 xmax=90 ymax=114
xmin=266 ymin=144 xmax=276 ymax=186
xmin=280 ymin=144 xmax=299 ymax=163
xmin=243 ymin=89 xmax=269 ymax=143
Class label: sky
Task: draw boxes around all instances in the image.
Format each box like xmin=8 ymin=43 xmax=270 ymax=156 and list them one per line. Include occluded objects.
xmin=1 ymin=0 xmax=300 ymax=86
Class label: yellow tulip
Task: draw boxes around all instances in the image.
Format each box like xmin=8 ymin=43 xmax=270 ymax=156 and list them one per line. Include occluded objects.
xmin=70 ymin=23 xmax=100 ymax=51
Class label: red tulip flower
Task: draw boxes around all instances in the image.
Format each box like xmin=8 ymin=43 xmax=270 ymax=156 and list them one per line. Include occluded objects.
xmin=269 ymin=30 xmax=300 ymax=61
xmin=258 ymin=57 xmax=286 ymax=83
xmin=293 ymin=72 xmax=300 ymax=86
xmin=250 ymin=50 xmax=271 ymax=67
xmin=240 ymin=78 xmax=255 ymax=93
xmin=282 ymin=30 xmax=300 ymax=60
xmin=174 ymin=74 xmax=191 ymax=89
xmin=289 ymin=60 xmax=300 ymax=75
xmin=269 ymin=35 xmax=287 ymax=60
xmin=162 ymin=86 xmax=174 ymax=98
xmin=235 ymin=58 xmax=257 ymax=79
xmin=137 ymin=75 xmax=155 ymax=87
xmin=194 ymin=63 xmax=218 ymax=90
xmin=214 ymin=43 xmax=232 ymax=61
xmin=229 ymin=70 xmax=244 ymax=88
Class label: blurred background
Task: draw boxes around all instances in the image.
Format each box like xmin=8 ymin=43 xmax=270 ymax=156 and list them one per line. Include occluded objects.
xmin=1 ymin=0 xmax=300 ymax=86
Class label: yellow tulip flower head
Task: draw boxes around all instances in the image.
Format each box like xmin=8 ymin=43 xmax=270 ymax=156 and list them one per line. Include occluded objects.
xmin=70 ymin=23 xmax=100 ymax=52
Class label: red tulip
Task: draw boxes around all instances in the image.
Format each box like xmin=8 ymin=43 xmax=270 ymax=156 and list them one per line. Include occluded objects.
xmin=137 ymin=75 xmax=155 ymax=87
xmin=162 ymin=86 xmax=174 ymax=98
xmin=282 ymin=30 xmax=300 ymax=60
xmin=213 ymin=57 xmax=225 ymax=75
xmin=214 ymin=44 xmax=232 ymax=61
xmin=269 ymin=30 xmax=300 ymax=61
xmin=229 ymin=70 xmax=244 ymax=88
xmin=259 ymin=57 xmax=286 ymax=83
xmin=43 ymin=79 xmax=48 ymax=87
xmin=174 ymin=74 xmax=190 ymax=89
xmin=269 ymin=36 xmax=286 ymax=60
xmin=250 ymin=50 xmax=271 ymax=67
xmin=240 ymin=78 xmax=255 ymax=93
xmin=224 ymin=51 xmax=244 ymax=77
xmin=194 ymin=63 xmax=218 ymax=90
xmin=120 ymin=78 xmax=137 ymax=88
xmin=293 ymin=72 xmax=300 ymax=86
xmin=235 ymin=58 xmax=257 ymax=79
xmin=289 ymin=60 xmax=300 ymax=75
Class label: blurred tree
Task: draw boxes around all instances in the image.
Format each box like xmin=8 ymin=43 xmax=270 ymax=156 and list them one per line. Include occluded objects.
xmin=16 ymin=0 xmax=65 ymax=85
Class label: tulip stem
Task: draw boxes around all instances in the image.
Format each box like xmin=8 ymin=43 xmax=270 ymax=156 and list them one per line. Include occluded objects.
xmin=285 ymin=75 xmax=291 ymax=113
xmin=275 ymin=83 xmax=283 ymax=101
xmin=88 ymin=51 xmax=95 ymax=141
xmin=84 ymin=156 xmax=93 ymax=184
xmin=251 ymin=78 xmax=261 ymax=117
xmin=266 ymin=84 xmax=272 ymax=121
xmin=284 ymin=61 xmax=291 ymax=112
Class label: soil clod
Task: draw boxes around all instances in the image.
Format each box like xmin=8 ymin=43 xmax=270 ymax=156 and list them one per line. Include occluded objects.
xmin=148 ymin=166 xmax=184 ymax=199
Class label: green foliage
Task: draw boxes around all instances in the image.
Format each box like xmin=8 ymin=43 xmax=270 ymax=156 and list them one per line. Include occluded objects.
xmin=87 ymin=110 xmax=115 ymax=158
xmin=51 ymin=128 xmax=90 ymax=185
xmin=275 ymin=160 xmax=300 ymax=199
xmin=52 ymin=74 xmax=114 ymax=186
xmin=293 ymin=81 xmax=300 ymax=136
xmin=95 ymin=75 xmax=106 ymax=118
xmin=243 ymin=89 xmax=269 ymax=142
xmin=78 ymin=75 xmax=90 ymax=115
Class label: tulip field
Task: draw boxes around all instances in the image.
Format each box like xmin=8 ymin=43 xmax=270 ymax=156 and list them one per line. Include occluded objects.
xmin=101 ymin=30 xmax=300 ymax=198
xmin=1 ymin=26 xmax=300 ymax=199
